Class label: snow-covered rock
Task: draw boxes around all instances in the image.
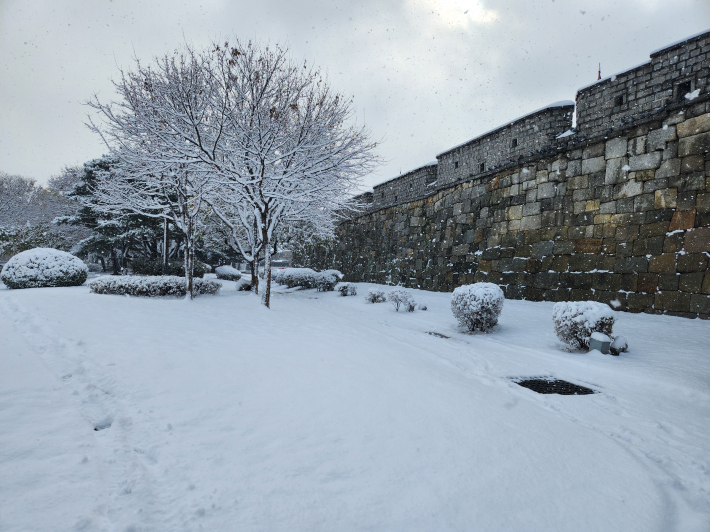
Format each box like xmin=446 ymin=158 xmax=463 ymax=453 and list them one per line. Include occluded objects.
xmin=552 ymin=301 xmax=615 ymax=350
xmin=450 ymin=283 xmax=504 ymax=332
xmin=88 ymin=275 xmax=221 ymax=297
xmin=610 ymin=335 xmax=629 ymax=356
xmin=0 ymin=248 xmax=88 ymax=289
xmin=215 ymin=265 xmax=242 ymax=282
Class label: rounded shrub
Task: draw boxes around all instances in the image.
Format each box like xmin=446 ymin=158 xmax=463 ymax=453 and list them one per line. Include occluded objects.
xmin=215 ymin=265 xmax=242 ymax=281
xmin=365 ymin=288 xmax=386 ymax=303
xmin=387 ymin=288 xmax=416 ymax=312
xmin=552 ymin=301 xmax=615 ymax=349
xmin=451 ymin=283 xmax=504 ymax=332
xmin=337 ymin=283 xmax=357 ymax=296
xmin=1 ymin=248 xmax=88 ymax=289
xmin=315 ymin=272 xmax=338 ymax=292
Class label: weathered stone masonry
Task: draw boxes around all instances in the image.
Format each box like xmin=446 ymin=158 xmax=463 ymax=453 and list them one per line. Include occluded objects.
xmin=297 ymin=31 xmax=710 ymax=318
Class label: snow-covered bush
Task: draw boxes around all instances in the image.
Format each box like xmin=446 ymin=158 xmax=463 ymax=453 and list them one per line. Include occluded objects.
xmin=552 ymin=301 xmax=615 ymax=349
xmin=365 ymin=288 xmax=386 ymax=303
xmin=215 ymin=265 xmax=242 ymax=282
xmin=272 ymin=269 xmax=286 ymax=284
xmin=451 ymin=283 xmax=504 ymax=332
xmin=1 ymin=248 xmax=88 ymax=289
xmin=337 ymin=283 xmax=357 ymax=296
xmin=315 ymin=272 xmax=338 ymax=292
xmin=323 ymin=269 xmax=344 ymax=280
xmin=387 ymin=288 xmax=416 ymax=312
xmin=237 ymin=280 xmax=253 ymax=291
xmin=88 ymin=275 xmax=221 ymax=297
xmin=278 ymin=268 xmax=318 ymax=289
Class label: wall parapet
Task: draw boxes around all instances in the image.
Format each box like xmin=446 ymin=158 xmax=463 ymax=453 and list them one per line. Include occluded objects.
xmin=359 ymin=30 xmax=710 ymax=213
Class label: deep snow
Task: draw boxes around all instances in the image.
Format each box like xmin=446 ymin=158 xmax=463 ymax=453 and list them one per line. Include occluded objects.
xmin=1 ymin=277 xmax=709 ymax=531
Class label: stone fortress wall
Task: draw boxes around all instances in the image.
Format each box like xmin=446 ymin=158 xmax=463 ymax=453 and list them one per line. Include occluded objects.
xmin=298 ymin=30 xmax=710 ymax=318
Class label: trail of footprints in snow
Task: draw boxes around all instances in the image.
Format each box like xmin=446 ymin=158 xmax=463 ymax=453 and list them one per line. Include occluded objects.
xmin=0 ymin=296 xmax=165 ymax=529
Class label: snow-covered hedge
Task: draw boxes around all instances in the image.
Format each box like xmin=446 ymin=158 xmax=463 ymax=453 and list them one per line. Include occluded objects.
xmin=315 ymin=272 xmax=338 ymax=292
xmin=323 ymin=269 xmax=344 ymax=280
xmin=88 ymin=275 xmax=221 ymax=297
xmin=337 ymin=283 xmax=357 ymax=296
xmin=451 ymin=283 xmax=504 ymax=332
xmin=1 ymin=248 xmax=88 ymax=289
xmin=365 ymin=288 xmax=386 ymax=303
xmin=552 ymin=301 xmax=615 ymax=349
xmin=388 ymin=288 xmax=416 ymax=312
xmin=215 ymin=265 xmax=242 ymax=282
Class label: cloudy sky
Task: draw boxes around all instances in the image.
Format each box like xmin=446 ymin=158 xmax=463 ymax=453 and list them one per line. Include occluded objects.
xmin=1 ymin=0 xmax=709 ymax=190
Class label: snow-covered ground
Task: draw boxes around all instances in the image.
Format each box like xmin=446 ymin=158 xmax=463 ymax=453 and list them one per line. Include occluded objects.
xmin=1 ymin=277 xmax=709 ymax=531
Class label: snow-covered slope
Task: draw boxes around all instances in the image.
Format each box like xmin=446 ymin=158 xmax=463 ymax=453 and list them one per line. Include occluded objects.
xmin=1 ymin=280 xmax=709 ymax=531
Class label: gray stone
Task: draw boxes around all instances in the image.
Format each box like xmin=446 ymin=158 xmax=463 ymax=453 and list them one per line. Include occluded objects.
xmin=589 ymin=332 xmax=611 ymax=354
xmin=628 ymin=152 xmax=662 ymax=171
xmin=582 ymin=156 xmax=606 ymax=174
xmin=646 ymin=126 xmax=677 ymax=151
xmin=605 ymin=157 xmax=629 ymax=185
xmin=605 ymin=137 xmax=628 ymax=159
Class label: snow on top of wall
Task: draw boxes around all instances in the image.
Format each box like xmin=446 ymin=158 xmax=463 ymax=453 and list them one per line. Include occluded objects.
xmin=436 ymin=101 xmax=574 ymax=157
xmin=556 ymin=129 xmax=575 ymax=139
xmin=650 ymin=28 xmax=710 ymax=56
xmin=373 ymin=161 xmax=439 ymax=189
xmin=577 ymin=61 xmax=651 ymax=92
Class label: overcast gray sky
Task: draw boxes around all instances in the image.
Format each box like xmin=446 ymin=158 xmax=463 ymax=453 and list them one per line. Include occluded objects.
xmin=1 ymin=0 xmax=709 ymax=190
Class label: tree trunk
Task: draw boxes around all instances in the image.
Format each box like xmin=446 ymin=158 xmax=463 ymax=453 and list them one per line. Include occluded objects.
xmin=261 ymin=226 xmax=272 ymax=308
xmin=162 ymin=218 xmax=168 ymax=275
xmin=111 ymin=248 xmax=120 ymax=275
xmin=249 ymin=259 xmax=258 ymax=293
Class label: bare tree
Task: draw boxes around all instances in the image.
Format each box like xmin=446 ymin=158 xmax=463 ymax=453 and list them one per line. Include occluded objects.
xmin=87 ymin=40 xmax=379 ymax=306
xmin=206 ymin=40 xmax=380 ymax=307
xmin=87 ymin=48 xmax=220 ymax=297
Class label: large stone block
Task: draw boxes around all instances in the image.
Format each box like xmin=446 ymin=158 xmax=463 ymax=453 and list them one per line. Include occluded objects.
xmin=615 ymin=180 xmax=644 ymax=199
xmin=654 ymin=189 xmax=677 ymax=209
xmin=678 ymin=132 xmax=710 ymax=157
xmin=605 ymin=137 xmax=628 ymax=159
xmin=582 ymin=156 xmax=606 ymax=175
xmin=531 ymin=240 xmax=554 ymax=259
xmin=690 ymin=294 xmax=710 ymax=315
xmin=669 ymin=209 xmax=696 ymax=231
xmin=537 ymin=182 xmax=557 ymax=199
xmin=615 ymin=256 xmax=649 ymax=274
xmin=647 ymin=126 xmax=677 ymax=151
xmin=568 ymin=175 xmax=589 ymax=190
xmin=681 ymin=155 xmax=705 ymax=173
xmin=655 ymin=291 xmax=691 ymax=312
xmin=649 ymin=253 xmax=676 ymax=274
xmin=628 ymin=152 xmax=662 ymax=171
xmin=677 ymin=113 xmax=710 ymax=137
xmin=520 ymin=215 xmax=541 ymax=230
xmin=684 ymin=228 xmax=710 ymax=253
xmin=655 ymin=159 xmax=681 ymax=180
xmin=633 ymin=236 xmax=664 ymax=256
xmin=679 ymin=272 xmax=705 ymax=292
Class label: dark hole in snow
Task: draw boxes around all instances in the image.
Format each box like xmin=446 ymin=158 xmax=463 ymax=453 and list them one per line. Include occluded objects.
xmin=94 ymin=422 xmax=112 ymax=431
xmin=514 ymin=378 xmax=595 ymax=395
xmin=427 ymin=332 xmax=450 ymax=339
